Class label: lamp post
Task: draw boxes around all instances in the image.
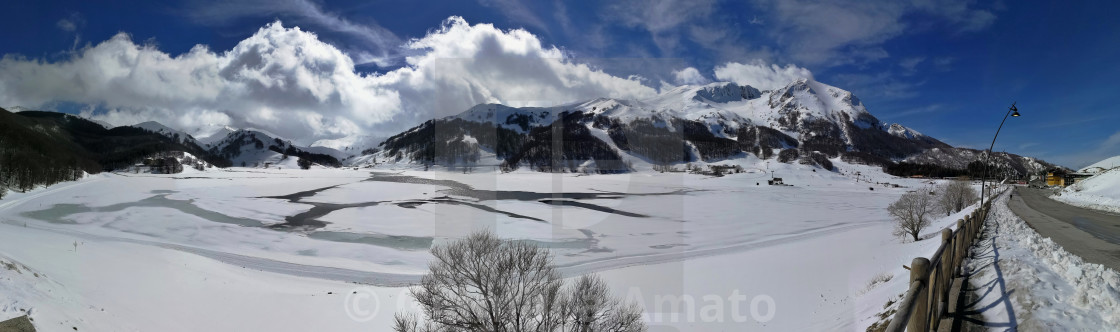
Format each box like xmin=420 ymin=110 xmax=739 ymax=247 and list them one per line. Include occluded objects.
xmin=980 ymin=102 xmax=1020 ymax=215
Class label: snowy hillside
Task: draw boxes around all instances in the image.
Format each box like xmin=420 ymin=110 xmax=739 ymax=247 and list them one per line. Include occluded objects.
xmin=192 ymin=125 xmax=239 ymax=147
xmin=373 ymin=77 xmax=1066 ymax=175
xmin=132 ymin=121 xmax=198 ymax=144
xmin=1054 ymin=160 xmax=1120 ymax=213
xmin=312 ymin=135 xmax=384 ymax=156
xmin=904 ymin=148 xmax=1056 ymax=176
xmin=205 ymin=129 xmax=346 ymax=167
xmin=128 ymin=121 xmax=350 ymax=168
xmin=1081 ymin=155 xmax=1120 ymax=173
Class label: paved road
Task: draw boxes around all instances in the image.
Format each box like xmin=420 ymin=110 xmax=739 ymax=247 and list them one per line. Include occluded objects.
xmin=1008 ymin=187 xmax=1120 ymax=270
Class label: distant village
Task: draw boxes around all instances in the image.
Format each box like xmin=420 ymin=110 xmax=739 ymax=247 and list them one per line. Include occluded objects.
xmin=127 ymin=151 xmax=209 ymax=174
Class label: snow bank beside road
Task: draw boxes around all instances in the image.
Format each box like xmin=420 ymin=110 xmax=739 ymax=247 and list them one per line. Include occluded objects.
xmin=1053 ymin=160 xmax=1120 ymax=214
xmin=967 ymin=193 xmax=1120 ymax=329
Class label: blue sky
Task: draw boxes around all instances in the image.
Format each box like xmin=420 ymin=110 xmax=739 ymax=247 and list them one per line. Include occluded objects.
xmin=0 ymin=0 xmax=1117 ymax=168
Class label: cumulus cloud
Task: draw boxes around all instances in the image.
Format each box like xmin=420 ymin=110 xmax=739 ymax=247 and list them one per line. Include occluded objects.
xmin=713 ymin=60 xmax=813 ymax=90
xmin=671 ymin=67 xmax=709 ymax=85
xmin=0 ymin=17 xmax=655 ymax=144
xmin=184 ymin=0 xmax=402 ymax=66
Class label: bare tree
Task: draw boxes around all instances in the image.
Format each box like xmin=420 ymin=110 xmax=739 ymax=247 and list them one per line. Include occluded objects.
xmin=395 ymin=231 xmax=645 ymax=332
xmin=889 ymin=190 xmax=936 ymax=242
xmin=936 ymin=181 xmax=979 ymax=216
xmin=563 ymin=274 xmax=645 ymax=332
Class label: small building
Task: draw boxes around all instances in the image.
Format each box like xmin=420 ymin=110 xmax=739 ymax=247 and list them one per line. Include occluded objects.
xmin=1045 ymin=170 xmax=1092 ymax=187
xmin=1065 ymin=172 xmax=1094 ymax=186
xmin=768 ymin=178 xmax=785 ymax=185
xmin=1046 ymin=171 xmax=1066 ymax=186
xmin=708 ymin=164 xmax=742 ymax=174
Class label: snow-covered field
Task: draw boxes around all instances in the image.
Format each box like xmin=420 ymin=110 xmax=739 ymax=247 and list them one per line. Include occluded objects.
xmin=966 ymin=191 xmax=1120 ymax=329
xmin=1054 ymin=167 xmax=1120 ymax=214
xmin=1 ymin=159 xmax=989 ymax=331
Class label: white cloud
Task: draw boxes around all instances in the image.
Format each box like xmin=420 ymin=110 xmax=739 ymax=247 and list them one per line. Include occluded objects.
xmin=899 ymin=56 xmax=926 ymax=72
xmin=184 ymin=0 xmax=402 ymax=66
xmin=56 ymin=12 xmax=85 ymax=32
xmin=605 ymin=0 xmax=717 ymax=54
xmin=713 ymin=60 xmax=813 ymax=90
xmin=377 ymin=17 xmax=656 ymax=128
xmin=0 ymin=17 xmax=656 ymax=144
xmin=753 ymin=0 xmax=996 ymax=65
xmin=477 ymin=0 xmax=549 ymax=33
xmin=56 ymin=19 xmax=77 ymax=32
xmin=671 ymin=67 xmax=709 ymax=85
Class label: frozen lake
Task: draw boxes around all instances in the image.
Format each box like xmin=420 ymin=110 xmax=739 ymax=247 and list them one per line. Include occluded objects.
xmin=8 ymin=166 xmax=902 ymax=278
xmin=0 ymin=161 xmax=961 ymax=330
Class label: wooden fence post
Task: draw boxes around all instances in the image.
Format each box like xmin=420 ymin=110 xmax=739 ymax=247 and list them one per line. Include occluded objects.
xmin=909 ymin=257 xmax=931 ymax=332
xmin=970 ymin=211 xmax=978 ymax=240
xmin=956 ymin=219 xmax=966 ymax=276
xmin=964 ymin=215 xmax=972 ymax=245
xmin=939 ymin=228 xmax=953 ymax=317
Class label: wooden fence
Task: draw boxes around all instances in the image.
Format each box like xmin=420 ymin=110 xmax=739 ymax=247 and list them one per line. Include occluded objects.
xmin=885 ymin=199 xmax=992 ymax=331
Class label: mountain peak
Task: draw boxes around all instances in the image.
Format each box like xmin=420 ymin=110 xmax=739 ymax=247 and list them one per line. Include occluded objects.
xmin=887 ymin=123 xmax=926 ymax=140
xmin=767 ymin=78 xmax=876 ymax=130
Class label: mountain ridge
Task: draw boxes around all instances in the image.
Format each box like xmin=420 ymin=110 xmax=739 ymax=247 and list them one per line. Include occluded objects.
xmin=375 ymin=78 xmax=1064 ymax=176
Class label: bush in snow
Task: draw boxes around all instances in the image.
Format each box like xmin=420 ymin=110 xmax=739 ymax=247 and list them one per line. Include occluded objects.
xmin=935 ymin=181 xmax=978 ymax=216
xmin=889 ymin=190 xmax=936 ymax=241
xmin=297 ymin=158 xmax=312 ymax=170
xmin=394 ymin=231 xmax=645 ymax=332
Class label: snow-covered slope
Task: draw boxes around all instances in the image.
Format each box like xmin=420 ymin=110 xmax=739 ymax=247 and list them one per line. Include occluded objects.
xmin=312 ymin=135 xmax=384 ymax=155
xmin=1081 ymin=155 xmax=1120 ymax=173
xmin=132 ymin=121 xmax=198 ymax=144
xmin=206 ymin=129 xmax=347 ymax=167
xmin=377 ymin=78 xmax=967 ymax=172
xmin=904 ymin=148 xmax=1056 ymax=177
xmin=192 ymin=125 xmax=239 ymax=147
xmin=1054 ymin=164 xmax=1120 ymax=213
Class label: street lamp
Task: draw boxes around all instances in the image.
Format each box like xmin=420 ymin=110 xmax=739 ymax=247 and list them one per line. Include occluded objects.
xmin=979 ymin=102 xmax=1020 ymax=216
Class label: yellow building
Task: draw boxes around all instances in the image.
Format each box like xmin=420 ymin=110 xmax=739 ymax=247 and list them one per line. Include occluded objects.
xmin=1046 ymin=172 xmax=1065 ymax=186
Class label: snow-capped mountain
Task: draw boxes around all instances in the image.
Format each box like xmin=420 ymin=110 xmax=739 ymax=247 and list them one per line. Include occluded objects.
xmin=191 ymin=125 xmax=239 ymax=147
xmin=203 ymin=128 xmax=346 ymax=167
xmin=311 ymin=134 xmax=384 ymax=155
xmin=132 ymin=121 xmax=198 ymax=144
xmin=128 ymin=121 xmax=347 ymax=168
xmin=376 ymin=78 xmax=1060 ymax=175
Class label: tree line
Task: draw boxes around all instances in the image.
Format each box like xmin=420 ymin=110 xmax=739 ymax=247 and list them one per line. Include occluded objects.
xmin=0 ymin=108 xmax=231 ymax=198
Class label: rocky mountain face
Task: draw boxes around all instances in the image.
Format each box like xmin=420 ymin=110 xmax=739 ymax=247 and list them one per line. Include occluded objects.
xmin=375 ymin=79 xmax=1062 ymax=177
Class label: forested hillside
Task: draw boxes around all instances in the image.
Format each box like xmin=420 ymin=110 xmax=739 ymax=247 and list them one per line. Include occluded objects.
xmin=0 ymin=108 xmax=231 ymax=196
